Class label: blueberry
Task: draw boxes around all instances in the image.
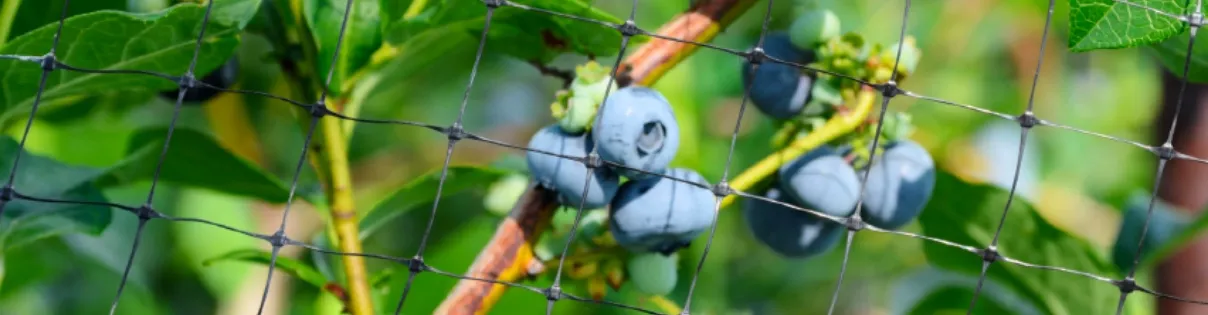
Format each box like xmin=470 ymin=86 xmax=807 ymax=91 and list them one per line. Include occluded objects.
xmin=609 ymin=168 xmax=715 ymax=254
xmin=743 ymin=187 xmax=844 ymax=258
xmin=526 ymin=125 xmax=620 ymax=209
xmin=592 ymin=87 xmax=680 ymax=179
xmin=160 ymin=57 xmax=239 ymax=104
xmin=860 ymin=140 xmax=936 ymax=230
xmin=777 ymin=146 xmax=861 ymax=217
xmin=741 ymin=32 xmax=816 ymax=120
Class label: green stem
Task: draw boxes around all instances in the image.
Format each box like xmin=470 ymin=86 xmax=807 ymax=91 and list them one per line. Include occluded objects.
xmin=403 ymin=0 xmax=430 ymax=19
xmin=0 ymin=0 xmax=22 ymax=47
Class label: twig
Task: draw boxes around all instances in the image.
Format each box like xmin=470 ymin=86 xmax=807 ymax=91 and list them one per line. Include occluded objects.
xmin=529 ymin=61 xmax=576 ymax=89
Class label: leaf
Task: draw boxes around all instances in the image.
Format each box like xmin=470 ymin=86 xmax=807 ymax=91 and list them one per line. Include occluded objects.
xmin=891 ymin=267 xmax=1042 ymax=315
xmin=212 ymin=0 xmax=266 ymax=29
xmin=1138 ymin=197 xmax=1208 ymax=269
xmin=0 ymin=4 xmax=241 ymax=123
xmin=5 ymin=0 xmax=125 ymax=43
xmin=203 ymin=248 xmax=330 ymax=289
xmin=385 ymin=0 xmax=632 ymax=63
xmin=1148 ymin=27 xmax=1208 ymax=83
xmin=305 ymin=0 xmax=382 ymax=95
xmin=359 ymin=166 xmax=506 ymax=239
xmin=1068 ymin=0 xmax=1189 ymax=52
xmin=918 ymin=171 xmax=1119 ymax=315
xmin=0 ymin=136 xmax=113 ymax=252
xmin=95 ymin=127 xmax=293 ymax=203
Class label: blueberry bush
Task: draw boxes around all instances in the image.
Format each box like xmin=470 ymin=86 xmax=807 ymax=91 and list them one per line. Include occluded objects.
xmin=0 ymin=0 xmax=1204 ymax=314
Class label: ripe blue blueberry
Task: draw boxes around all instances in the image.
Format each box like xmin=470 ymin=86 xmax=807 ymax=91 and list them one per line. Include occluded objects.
xmin=609 ymin=168 xmax=715 ymax=254
xmin=778 ymin=146 xmax=861 ymax=217
xmin=592 ymin=87 xmax=680 ymax=179
xmin=860 ymin=140 xmax=936 ymax=230
xmin=741 ymin=32 xmax=816 ymax=120
xmin=526 ymin=125 xmax=620 ymax=209
xmin=743 ymin=187 xmax=844 ymax=258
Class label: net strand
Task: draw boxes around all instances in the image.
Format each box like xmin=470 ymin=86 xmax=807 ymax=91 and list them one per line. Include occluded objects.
xmin=2 ymin=0 xmax=1208 ymax=314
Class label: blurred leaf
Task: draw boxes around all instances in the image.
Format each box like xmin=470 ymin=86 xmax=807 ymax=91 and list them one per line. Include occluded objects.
xmin=5 ymin=0 xmax=125 ymax=43
xmin=173 ymin=188 xmax=261 ymax=301
xmin=909 ymin=287 xmax=1011 ymax=315
xmin=918 ymin=171 xmax=1118 ymax=315
xmin=1112 ymin=193 xmax=1188 ymax=272
xmin=385 ymin=0 xmax=632 ymax=63
xmin=212 ymin=0 xmax=266 ymax=29
xmin=305 ymin=0 xmax=382 ymax=95
xmin=1138 ymin=198 xmax=1208 ymax=269
xmin=1068 ymin=0 xmax=1188 ymax=52
xmin=0 ymin=136 xmax=113 ymax=252
xmin=96 ymin=127 xmax=293 ymax=203
xmin=892 ymin=267 xmax=1042 ymax=315
xmin=203 ymin=248 xmax=331 ymax=289
xmin=1149 ymin=27 xmax=1208 ymax=83
xmin=359 ymin=165 xmax=507 ymax=239
xmin=0 ymin=4 xmax=240 ymax=123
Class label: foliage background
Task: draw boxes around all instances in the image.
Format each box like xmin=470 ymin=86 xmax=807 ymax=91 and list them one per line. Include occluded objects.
xmin=0 ymin=0 xmax=1193 ymax=314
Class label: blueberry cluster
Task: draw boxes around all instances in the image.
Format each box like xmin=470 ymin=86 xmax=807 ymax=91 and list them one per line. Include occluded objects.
xmin=746 ymin=140 xmax=936 ymax=258
xmin=527 ymin=84 xmax=716 ymax=257
xmin=159 ymin=56 xmax=239 ymax=104
xmin=737 ymin=9 xmax=935 ymax=258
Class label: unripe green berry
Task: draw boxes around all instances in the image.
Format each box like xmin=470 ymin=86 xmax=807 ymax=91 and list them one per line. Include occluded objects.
xmin=553 ymin=61 xmax=617 ymax=134
xmin=627 ymin=252 xmax=678 ymax=295
xmin=789 ymin=9 xmax=842 ymax=50
xmin=882 ymin=36 xmax=921 ymax=75
xmin=483 ymin=174 xmax=530 ymax=216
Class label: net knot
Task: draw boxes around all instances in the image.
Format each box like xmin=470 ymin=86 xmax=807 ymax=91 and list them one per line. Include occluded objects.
xmin=711 ymin=182 xmax=733 ymax=198
xmin=843 ymin=216 xmax=865 ymax=231
xmin=745 ymin=47 xmax=766 ymax=65
xmin=1154 ymin=143 xmax=1176 ymax=161
xmin=617 ymin=20 xmax=640 ymax=37
xmin=1115 ymin=278 xmax=1137 ymax=294
xmin=445 ymin=123 xmax=467 ymax=142
xmin=482 ymin=0 xmax=505 ymax=8
xmin=583 ymin=152 xmax=603 ymax=169
xmin=136 ymin=204 xmax=161 ymax=220
xmin=268 ymin=230 xmax=289 ymax=248
xmin=978 ymin=246 xmax=1000 ymax=263
xmin=308 ymin=102 xmax=328 ymax=118
xmin=407 ymin=256 xmax=427 ymax=274
xmin=0 ymin=185 xmax=14 ymax=202
xmin=1017 ymin=112 xmax=1039 ymax=128
xmin=543 ymin=285 xmax=563 ymax=301
xmin=878 ymin=81 xmax=902 ymax=98
xmin=39 ymin=54 xmax=57 ymax=72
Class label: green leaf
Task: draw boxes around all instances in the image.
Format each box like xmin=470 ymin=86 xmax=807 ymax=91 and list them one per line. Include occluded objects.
xmin=305 ymin=0 xmax=382 ymax=95
xmin=918 ymin=171 xmax=1119 ymax=315
xmin=1138 ymin=197 xmax=1208 ymax=269
xmin=359 ymin=166 xmax=506 ymax=239
xmin=386 ymin=0 xmax=631 ymax=63
xmin=203 ymin=248 xmax=330 ymax=289
xmin=5 ymin=0 xmax=125 ymax=44
xmin=212 ymin=0 xmax=266 ymax=29
xmin=0 ymin=136 xmax=113 ymax=252
xmin=1068 ymin=0 xmax=1189 ymax=52
xmin=96 ymin=127 xmax=293 ymax=203
xmin=1149 ymin=27 xmax=1208 ymax=83
xmin=892 ymin=267 xmax=1042 ymax=315
xmin=0 ymin=4 xmax=241 ymax=123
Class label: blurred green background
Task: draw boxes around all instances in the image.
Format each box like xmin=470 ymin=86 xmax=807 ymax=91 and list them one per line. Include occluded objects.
xmin=0 ymin=0 xmax=1193 ymax=314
